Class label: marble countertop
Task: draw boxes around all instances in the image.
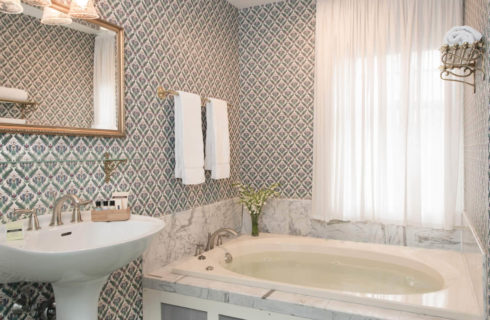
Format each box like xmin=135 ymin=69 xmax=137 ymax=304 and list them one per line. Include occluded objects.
xmin=143 ymin=265 xmax=453 ymax=320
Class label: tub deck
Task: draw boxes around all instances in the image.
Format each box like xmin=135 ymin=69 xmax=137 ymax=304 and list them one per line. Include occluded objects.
xmin=143 ymin=264 xmax=454 ymax=320
xmin=143 ymin=234 xmax=482 ymax=320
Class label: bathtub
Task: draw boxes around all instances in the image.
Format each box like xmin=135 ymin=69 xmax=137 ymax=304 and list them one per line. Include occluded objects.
xmin=172 ymin=234 xmax=481 ymax=320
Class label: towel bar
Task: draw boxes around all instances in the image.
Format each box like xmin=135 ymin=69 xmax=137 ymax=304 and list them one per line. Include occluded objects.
xmin=157 ymin=86 xmax=229 ymax=107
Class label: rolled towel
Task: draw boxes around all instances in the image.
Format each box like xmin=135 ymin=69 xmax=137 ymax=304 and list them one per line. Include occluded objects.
xmin=444 ymin=26 xmax=482 ymax=46
xmin=0 ymin=87 xmax=28 ymax=102
xmin=0 ymin=118 xmax=26 ymax=125
xmin=0 ymin=0 xmax=24 ymax=14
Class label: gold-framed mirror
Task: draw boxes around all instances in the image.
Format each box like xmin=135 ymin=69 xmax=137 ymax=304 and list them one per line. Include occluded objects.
xmin=0 ymin=1 xmax=125 ymax=137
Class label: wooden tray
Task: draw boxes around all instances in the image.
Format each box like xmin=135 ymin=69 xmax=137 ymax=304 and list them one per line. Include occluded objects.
xmin=91 ymin=208 xmax=130 ymax=222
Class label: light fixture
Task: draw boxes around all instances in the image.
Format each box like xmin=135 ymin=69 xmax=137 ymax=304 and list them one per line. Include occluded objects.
xmin=0 ymin=0 xmax=23 ymax=14
xmin=41 ymin=6 xmax=72 ymax=25
xmin=22 ymin=0 xmax=51 ymax=6
xmin=69 ymin=0 xmax=99 ymax=19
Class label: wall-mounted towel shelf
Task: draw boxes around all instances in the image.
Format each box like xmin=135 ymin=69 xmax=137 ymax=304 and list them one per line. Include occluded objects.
xmin=0 ymin=98 xmax=37 ymax=119
xmin=440 ymin=40 xmax=485 ymax=93
xmin=157 ymin=86 xmax=232 ymax=107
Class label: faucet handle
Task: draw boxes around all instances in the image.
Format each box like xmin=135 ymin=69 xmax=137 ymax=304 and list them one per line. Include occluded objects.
xmin=14 ymin=208 xmax=40 ymax=231
xmin=71 ymin=199 xmax=93 ymax=223
xmin=195 ymin=244 xmax=204 ymax=257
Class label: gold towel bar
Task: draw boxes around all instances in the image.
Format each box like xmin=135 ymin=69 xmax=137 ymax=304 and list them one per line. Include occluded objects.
xmin=157 ymin=86 xmax=230 ymax=107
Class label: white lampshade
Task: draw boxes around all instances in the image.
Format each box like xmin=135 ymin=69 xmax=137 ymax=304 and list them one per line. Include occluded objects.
xmin=41 ymin=6 xmax=72 ymax=25
xmin=0 ymin=0 xmax=23 ymax=14
xmin=22 ymin=0 xmax=51 ymax=6
xmin=69 ymin=0 xmax=98 ymax=19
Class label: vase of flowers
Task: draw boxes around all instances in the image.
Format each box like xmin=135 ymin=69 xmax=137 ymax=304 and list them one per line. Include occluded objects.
xmin=233 ymin=182 xmax=280 ymax=237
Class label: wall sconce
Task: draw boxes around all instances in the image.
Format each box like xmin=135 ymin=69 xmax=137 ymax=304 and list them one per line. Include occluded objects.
xmin=41 ymin=6 xmax=72 ymax=25
xmin=0 ymin=0 xmax=23 ymax=14
xmin=69 ymin=0 xmax=99 ymax=19
xmin=440 ymin=40 xmax=485 ymax=93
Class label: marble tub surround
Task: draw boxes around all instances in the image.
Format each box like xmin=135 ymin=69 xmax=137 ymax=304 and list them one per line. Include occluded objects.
xmin=461 ymin=214 xmax=486 ymax=315
xmin=143 ymin=265 xmax=455 ymax=320
xmin=243 ymin=199 xmax=467 ymax=251
xmin=142 ymin=198 xmax=242 ymax=274
xmin=170 ymin=234 xmax=479 ymax=320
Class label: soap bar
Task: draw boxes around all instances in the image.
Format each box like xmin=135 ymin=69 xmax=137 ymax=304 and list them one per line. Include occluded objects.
xmin=6 ymin=221 xmax=24 ymax=241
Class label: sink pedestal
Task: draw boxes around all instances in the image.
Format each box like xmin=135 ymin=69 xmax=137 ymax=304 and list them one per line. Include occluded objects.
xmin=52 ymin=276 xmax=108 ymax=320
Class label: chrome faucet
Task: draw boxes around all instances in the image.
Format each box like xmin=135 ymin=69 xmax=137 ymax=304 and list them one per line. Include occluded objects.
xmin=14 ymin=208 xmax=41 ymax=231
xmin=206 ymin=228 xmax=238 ymax=251
xmin=50 ymin=194 xmax=81 ymax=226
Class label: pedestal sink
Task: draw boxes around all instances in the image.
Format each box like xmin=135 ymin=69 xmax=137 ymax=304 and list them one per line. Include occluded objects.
xmin=0 ymin=211 xmax=164 ymax=320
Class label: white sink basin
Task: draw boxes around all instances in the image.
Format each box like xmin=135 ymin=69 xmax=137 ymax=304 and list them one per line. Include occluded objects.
xmin=0 ymin=211 xmax=164 ymax=320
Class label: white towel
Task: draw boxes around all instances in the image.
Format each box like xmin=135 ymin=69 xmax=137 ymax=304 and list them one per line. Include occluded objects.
xmin=174 ymin=91 xmax=205 ymax=185
xmin=444 ymin=26 xmax=482 ymax=45
xmin=0 ymin=87 xmax=28 ymax=102
xmin=205 ymin=98 xmax=230 ymax=180
xmin=0 ymin=118 xmax=26 ymax=125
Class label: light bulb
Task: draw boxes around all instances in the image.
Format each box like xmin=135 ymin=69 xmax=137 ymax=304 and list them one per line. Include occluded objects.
xmin=73 ymin=0 xmax=88 ymax=7
xmin=0 ymin=0 xmax=23 ymax=14
xmin=41 ymin=6 xmax=72 ymax=25
xmin=69 ymin=0 xmax=98 ymax=19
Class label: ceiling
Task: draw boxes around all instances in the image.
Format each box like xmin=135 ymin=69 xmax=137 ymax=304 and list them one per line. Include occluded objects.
xmin=226 ymin=0 xmax=285 ymax=9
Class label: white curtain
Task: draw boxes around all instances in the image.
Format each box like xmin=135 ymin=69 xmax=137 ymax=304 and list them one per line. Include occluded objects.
xmin=312 ymin=0 xmax=464 ymax=229
xmin=92 ymin=34 xmax=117 ymax=130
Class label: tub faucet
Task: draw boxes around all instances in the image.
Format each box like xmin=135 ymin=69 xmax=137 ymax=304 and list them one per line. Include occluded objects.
xmin=50 ymin=194 xmax=81 ymax=226
xmin=206 ymin=228 xmax=238 ymax=251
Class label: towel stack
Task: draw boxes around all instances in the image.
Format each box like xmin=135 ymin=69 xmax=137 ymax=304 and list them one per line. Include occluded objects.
xmin=444 ymin=26 xmax=482 ymax=46
xmin=173 ymin=92 xmax=230 ymax=185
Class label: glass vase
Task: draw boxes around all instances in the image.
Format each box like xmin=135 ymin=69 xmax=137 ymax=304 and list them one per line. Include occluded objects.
xmin=251 ymin=213 xmax=259 ymax=237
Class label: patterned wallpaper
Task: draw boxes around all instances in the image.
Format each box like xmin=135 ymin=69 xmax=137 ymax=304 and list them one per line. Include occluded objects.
xmin=0 ymin=0 xmax=239 ymax=318
xmin=238 ymin=0 xmax=315 ymax=199
xmin=463 ymin=0 xmax=490 ymax=317
xmin=0 ymin=13 xmax=95 ymax=128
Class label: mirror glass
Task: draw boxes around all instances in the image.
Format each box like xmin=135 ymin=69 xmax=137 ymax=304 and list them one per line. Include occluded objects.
xmin=0 ymin=2 xmax=124 ymax=136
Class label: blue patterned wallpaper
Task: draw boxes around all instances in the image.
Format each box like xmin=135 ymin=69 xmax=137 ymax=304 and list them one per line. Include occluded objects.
xmin=0 ymin=13 xmax=95 ymax=128
xmin=463 ymin=0 xmax=490 ymax=317
xmin=238 ymin=0 xmax=315 ymax=199
xmin=0 ymin=0 xmax=239 ymax=318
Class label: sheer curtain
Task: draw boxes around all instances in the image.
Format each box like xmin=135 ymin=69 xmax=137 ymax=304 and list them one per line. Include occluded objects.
xmin=92 ymin=34 xmax=117 ymax=130
xmin=312 ymin=0 xmax=464 ymax=229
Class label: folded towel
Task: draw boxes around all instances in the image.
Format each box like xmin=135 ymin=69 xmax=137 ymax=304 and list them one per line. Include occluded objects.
xmin=174 ymin=91 xmax=205 ymax=185
xmin=444 ymin=26 xmax=482 ymax=45
xmin=0 ymin=118 xmax=26 ymax=125
xmin=205 ymin=98 xmax=230 ymax=180
xmin=0 ymin=87 xmax=28 ymax=102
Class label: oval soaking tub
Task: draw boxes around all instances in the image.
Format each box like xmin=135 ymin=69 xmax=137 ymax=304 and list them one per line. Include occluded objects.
xmin=172 ymin=234 xmax=481 ymax=320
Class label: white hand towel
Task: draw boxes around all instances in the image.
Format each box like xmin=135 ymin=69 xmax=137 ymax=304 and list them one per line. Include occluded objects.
xmin=444 ymin=26 xmax=482 ymax=45
xmin=174 ymin=91 xmax=205 ymax=185
xmin=205 ymin=98 xmax=230 ymax=179
xmin=0 ymin=87 xmax=28 ymax=102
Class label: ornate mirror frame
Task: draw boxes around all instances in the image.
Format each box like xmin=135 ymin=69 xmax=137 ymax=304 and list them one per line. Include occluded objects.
xmin=0 ymin=1 xmax=125 ymax=137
